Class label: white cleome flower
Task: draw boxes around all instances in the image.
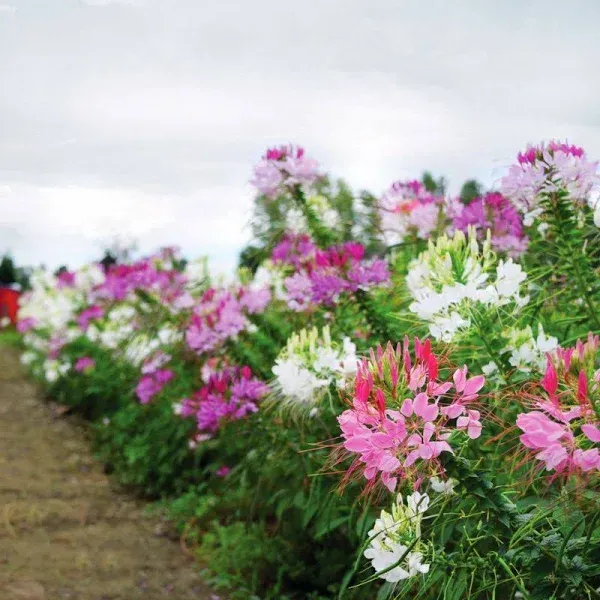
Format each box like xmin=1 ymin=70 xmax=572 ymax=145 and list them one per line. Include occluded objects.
xmin=271 ymin=326 xmax=358 ymax=410
xmin=501 ymin=324 xmax=558 ymax=374
xmin=430 ymin=477 xmax=457 ymax=495
xmin=408 ymin=229 xmax=530 ymax=342
xmin=364 ymin=492 xmax=431 ymax=583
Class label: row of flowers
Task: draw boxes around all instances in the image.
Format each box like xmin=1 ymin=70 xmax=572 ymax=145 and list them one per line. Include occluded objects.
xmin=14 ymin=139 xmax=600 ymax=599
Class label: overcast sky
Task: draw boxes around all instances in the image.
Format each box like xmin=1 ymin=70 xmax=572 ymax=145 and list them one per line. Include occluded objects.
xmin=1 ymin=0 xmax=599 ymax=273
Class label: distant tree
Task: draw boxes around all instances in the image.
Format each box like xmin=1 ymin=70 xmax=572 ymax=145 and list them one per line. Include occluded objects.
xmin=459 ymin=179 xmax=484 ymax=203
xmin=0 ymin=254 xmax=31 ymax=289
xmin=422 ymin=171 xmax=447 ymax=195
xmin=0 ymin=255 xmax=17 ymax=286
xmin=238 ymin=245 xmax=269 ymax=275
xmin=100 ymin=250 xmax=118 ymax=273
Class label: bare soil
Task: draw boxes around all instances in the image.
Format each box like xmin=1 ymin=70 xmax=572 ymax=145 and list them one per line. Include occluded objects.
xmin=0 ymin=346 xmax=218 ymax=600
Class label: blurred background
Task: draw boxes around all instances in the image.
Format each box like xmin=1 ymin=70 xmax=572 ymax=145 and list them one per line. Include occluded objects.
xmin=1 ymin=0 xmax=599 ymax=273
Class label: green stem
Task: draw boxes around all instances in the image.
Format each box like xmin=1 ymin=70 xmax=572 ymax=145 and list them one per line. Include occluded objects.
xmin=292 ymin=186 xmax=337 ymax=248
xmin=550 ymin=193 xmax=600 ymax=330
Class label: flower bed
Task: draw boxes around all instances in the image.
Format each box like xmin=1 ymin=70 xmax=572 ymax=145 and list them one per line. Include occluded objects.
xmin=17 ymin=142 xmax=600 ymax=599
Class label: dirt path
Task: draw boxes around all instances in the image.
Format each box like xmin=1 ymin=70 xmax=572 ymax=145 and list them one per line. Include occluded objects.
xmin=0 ymin=346 xmax=218 ymax=600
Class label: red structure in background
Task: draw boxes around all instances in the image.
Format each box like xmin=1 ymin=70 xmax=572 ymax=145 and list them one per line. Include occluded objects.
xmin=0 ymin=287 xmax=20 ymax=324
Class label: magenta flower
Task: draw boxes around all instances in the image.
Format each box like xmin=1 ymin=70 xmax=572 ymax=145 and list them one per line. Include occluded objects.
xmin=501 ymin=140 xmax=599 ymax=223
xmin=136 ymin=369 xmax=174 ymax=404
xmin=338 ymin=338 xmax=485 ymax=492
xmin=77 ymin=305 xmax=104 ymax=331
xmin=17 ymin=317 xmax=37 ymax=333
xmin=185 ymin=285 xmax=270 ymax=356
xmin=278 ymin=241 xmax=390 ymax=312
xmin=216 ymin=466 xmax=231 ymax=478
xmin=378 ymin=179 xmax=443 ymax=244
xmin=176 ymin=366 xmax=268 ymax=444
xmin=516 ymin=333 xmax=600 ymax=475
xmin=95 ymin=257 xmax=188 ymax=308
xmin=452 ymin=192 xmax=528 ymax=257
xmin=74 ymin=357 xmax=96 ymax=373
xmin=250 ymin=144 xmax=321 ymax=199
xmin=57 ymin=270 xmax=76 ymax=289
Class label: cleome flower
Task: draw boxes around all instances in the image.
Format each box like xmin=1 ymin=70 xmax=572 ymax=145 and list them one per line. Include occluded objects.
xmin=378 ymin=179 xmax=444 ymax=245
xmin=516 ymin=333 xmax=600 ymax=475
xmin=499 ymin=324 xmax=558 ymax=375
xmin=250 ymin=144 xmax=321 ymax=199
xmin=185 ymin=285 xmax=271 ymax=356
xmin=338 ymin=338 xmax=484 ymax=492
xmin=271 ymin=325 xmax=358 ymax=412
xmin=452 ymin=192 xmax=528 ymax=257
xmin=175 ymin=366 xmax=268 ymax=445
xmin=500 ymin=140 xmax=599 ymax=227
xmin=274 ymin=240 xmax=389 ymax=312
xmin=407 ymin=228 xmax=529 ymax=342
xmin=364 ymin=491 xmax=431 ymax=583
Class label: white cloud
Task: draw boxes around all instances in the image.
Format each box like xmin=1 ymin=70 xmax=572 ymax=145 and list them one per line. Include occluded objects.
xmin=80 ymin=0 xmax=143 ymax=6
xmin=0 ymin=4 xmax=16 ymax=14
xmin=1 ymin=0 xmax=600 ymax=271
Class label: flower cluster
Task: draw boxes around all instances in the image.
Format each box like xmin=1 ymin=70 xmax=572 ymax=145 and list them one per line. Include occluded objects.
xmin=136 ymin=351 xmax=174 ymax=404
xmin=364 ymin=491 xmax=431 ymax=583
xmin=501 ymin=140 xmax=599 ymax=226
xmin=175 ymin=366 xmax=268 ymax=445
xmin=516 ymin=333 xmax=600 ymax=474
xmin=338 ymin=338 xmax=484 ymax=492
xmin=250 ymin=144 xmax=321 ymax=199
xmin=271 ymin=234 xmax=317 ymax=270
xmin=95 ymin=257 xmax=187 ymax=307
xmin=500 ymin=324 xmax=558 ymax=375
xmin=379 ymin=180 xmax=443 ymax=245
xmin=407 ymin=229 xmax=529 ymax=342
xmin=74 ymin=356 xmax=95 ymax=373
xmin=185 ymin=286 xmax=271 ymax=356
xmin=452 ymin=192 xmax=528 ymax=257
xmin=280 ymin=241 xmax=389 ymax=311
xmin=272 ymin=325 xmax=358 ymax=412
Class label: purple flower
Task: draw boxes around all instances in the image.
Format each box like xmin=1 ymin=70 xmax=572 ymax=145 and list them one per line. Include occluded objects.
xmin=175 ymin=366 xmax=267 ymax=444
xmin=452 ymin=192 xmax=528 ymax=257
xmin=74 ymin=357 xmax=95 ymax=373
xmin=77 ymin=305 xmax=104 ymax=331
xmin=57 ymin=271 xmax=76 ymax=289
xmin=250 ymin=144 xmax=321 ymax=199
xmin=185 ymin=286 xmax=269 ymax=356
xmin=280 ymin=241 xmax=390 ymax=311
xmin=501 ymin=140 xmax=599 ymax=222
xmin=379 ymin=179 xmax=443 ymax=244
xmin=17 ymin=317 xmax=37 ymax=333
xmin=136 ymin=369 xmax=174 ymax=404
xmin=216 ymin=466 xmax=231 ymax=478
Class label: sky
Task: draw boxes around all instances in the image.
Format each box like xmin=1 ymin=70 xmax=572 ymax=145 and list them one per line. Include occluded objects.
xmin=1 ymin=0 xmax=599 ymax=274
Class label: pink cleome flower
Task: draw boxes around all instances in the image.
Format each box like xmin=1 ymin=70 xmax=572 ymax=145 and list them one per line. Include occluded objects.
xmin=185 ymin=285 xmax=271 ymax=356
xmin=379 ymin=180 xmax=444 ymax=244
xmin=501 ymin=140 xmax=599 ymax=219
xmin=274 ymin=238 xmax=390 ymax=312
xmin=250 ymin=144 xmax=321 ymax=199
xmin=452 ymin=192 xmax=528 ymax=257
xmin=176 ymin=366 xmax=268 ymax=445
xmin=516 ymin=332 xmax=600 ymax=475
xmin=136 ymin=369 xmax=174 ymax=404
xmin=338 ymin=338 xmax=485 ymax=492
xmin=74 ymin=356 xmax=96 ymax=373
